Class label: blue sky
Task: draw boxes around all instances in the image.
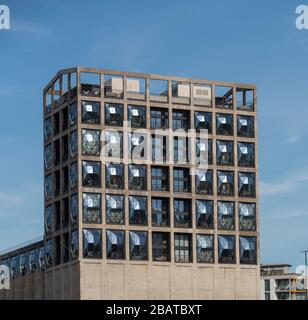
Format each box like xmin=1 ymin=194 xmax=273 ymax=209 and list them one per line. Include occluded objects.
xmin=1 ymin=0 xmax=308 ymax=268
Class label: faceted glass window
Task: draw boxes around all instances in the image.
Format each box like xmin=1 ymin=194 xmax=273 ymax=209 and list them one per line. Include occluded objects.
xmin=45 ymin=240 xmax=53 ymax=267
xmin=196 ymin=234 xmax=214 ymax=263
xmin=196 ymin=138 xmax=212 ymax=165
xmin=194 ymin=112 xmax=212 ymax=133
xmin=44 ymin=144 xmax=52 ymax=170
xmin=71 ymin=230 xmax=79 ymax=260
xmin=82 ymin=193 xmax=102 ymax=224
xmin=151 ymin=166 xmax=169 ymax=191
xmin=105 ymin=131 xmax=123 ymax=158
xmin=150 ymin=108 xmax=169 ymax=129
xmin=196 ymin=200 xmax=213 ymax=229
xmin=82 ymin=161 xmax=101 ymax=187
xmin=237 ymin=115 xmax=254 ymax=137
xmin=45 ymin=205 xmax=53 ymax=233
xmin=217 ymin=171 xmax=234 ymax=196
xmin=69 ymin=102 xmax=77 ymax=126
xmin=150 ymin=79 xmax=168 ymax=103
xmin=174 ymin=233 xmax=192 ymax=263
xmin=11 ymin=255 xmax=20 ymax=279
xmin=29 ymin=249 xmax=39 ymax=273
xmin=81 ymin=100 xmax=100 ymax=124
xmin=130 ymin=231 xmax=148 ymax=261
xmin=173 ymin=168 xmax=190 ymax=193
xmin=129 ymin=133 xmax=146 ymax=160
xmin=126 ymin=77 xmax=146 ymax=100
xmin=238 ymin=142 xmax=255 ymax=167
xmin=195 ymin=169 xmax=213 ymax=195
xmin=236 ymin=88 xmax=254 ymax=111
xmin=128 ymin=165 xmax=147 ymax=190
xmin=129 ymin=196 xmax=147 ymax=225
xmin=240 ymin=236 xmax=257 ymax=264
xmin=81 ymin=129 xmax=101 ymax=156
xmin=152 ymin=232 xmax=170 ymax=262
xmin=128 ymin=105 xmax=146 ymax=128
xmin=215 ymin=85 xmax=233 ymax=109
xmin=104 ymin=75 xmax=124 ymax=99
xmin=238 ymin=172 xmax=256 ymax=197
xmin=83 ymin=229 xmax=102 ymax=258
xmin=106 ymin=230 xmax=125 ymax=259
xmin=45 ymin=175 xmax=53 ymax=200
xmin=70 ymin=194 xmax=78 ymax=225
xmin=39 ymin=247 xmax=46 ymax=271
xmin=44 ymin=118 xmax=52 ymax=140
xmin=174 ymin=199 xmax=192 ymax=228
xmin=172 ymin=110 xmax=190 ymax=131
xmin=106 ymin=163 xmax=124 ymax=189
xmin=152 ymin=198 xmax=170 ymax=227
xmin=239 ymin=202 xmax=256 ymax=231
xmin=216 ymin=140 xmax=234 ymax=166
xmin=105 ymin=103 xmax=123 ymax=126
xmin=69 ymin=162 xmax=78 ymax=189
xmin=19 ymin=252 xmax=29 ymax=276
xmin=106 ymin=194 xmax=125 ymax=225
xmin=218 ymin=235 xmax=235 ymax=264
xmin=70 ymin=130 xmax=78 ymax=158
xmin=216 ymin=113 xmax=233 ymax=136
xmin=218 ymin=201 xmax=235 ymax=230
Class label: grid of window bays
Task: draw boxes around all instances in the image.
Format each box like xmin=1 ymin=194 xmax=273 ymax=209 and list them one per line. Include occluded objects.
xmin=44 ymin=96 xmax=257 ymax=266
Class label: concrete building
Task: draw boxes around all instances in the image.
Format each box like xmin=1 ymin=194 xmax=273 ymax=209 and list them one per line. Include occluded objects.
xmin=261 ymin=264 xmax=307 ymax=300
xmin=0 ymin=68 xmax=260 ymax=300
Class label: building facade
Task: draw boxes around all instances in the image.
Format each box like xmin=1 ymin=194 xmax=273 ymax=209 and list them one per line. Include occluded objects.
xmin=0 ymin=68 xmax=260 ymax=299
xmin=261 ymin=264 xmax=307 ymax=300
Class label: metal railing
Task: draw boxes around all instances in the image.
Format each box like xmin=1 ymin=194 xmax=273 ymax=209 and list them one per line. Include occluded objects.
xmin=0 ymin=236 xmax=43 ymax=257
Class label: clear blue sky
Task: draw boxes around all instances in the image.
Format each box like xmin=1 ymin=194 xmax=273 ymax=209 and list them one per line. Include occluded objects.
xmin=1 ymin=0 xmax=308 ymax=268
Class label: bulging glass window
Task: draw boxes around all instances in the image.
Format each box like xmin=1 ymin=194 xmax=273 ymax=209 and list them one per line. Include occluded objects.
xmin=216 ymin=114 xmax=233 ymax=136
xmin=45 ymin=175 xmax=53 ymax=200
xmin=70 ymin=130 xmax=78 ymax=158
xmin=106 ymin=194 xmax=125 ymax=225
xmin=106 ymin=230 xmax=125 ymax=259
xmin=45 ymin=205 xmax=53 ymax=233
xmin=11 ymin=255 xmax=20 ymax=279
xmin=196 ymin=200 xmax=213 ymax=229
xmin=240 ymin=236 xmax=257 ymax=264
xmin=105 ymin=163 xmax=124 ymax=189
xmin=217 ymin=171 xmax=234 ymax=196
xmin=105 ymin=131 xmax=123 ymax=158
xmin=129 ymin=133 xmax=146 ymax=160
xmin=194 ymin=111 xmax=212 ymax=132
xmin=44 ymin=118 xmax=52 ymax=140
xmin=218 ymin=201 xmax=235 ymax=230
xmin=128 ymin=105 xmax=146 ymax=128
xmin=237 ymin=115 xmax=254 ymax=137
xmin=105 ymin=103 xmax=123 ymax=126
xmin=130 ymin=231 xmax=148 ymax=260
xmin=216 ymin=140 xmax=234 ymax=166
xmin=238 ymin=142 xmax=255 ymax=167
xmin=82 ymin=161 xmax=101 ymax=187
xmin=69 ymin=162 xmax=78 ymax=189
xmin=70 ymin=194 xmax=78 ymax=225
xmin=82 ymin=193 xmax=102 ymax=223
xmin=71 ymin=230 xmax=79 ymax=260
xmin=69 ymin=102 xmax=77 ymax=126
xmin=83 ymin=229 xmax=102 ymax=258
xmin=218 ymin=235 xmax=235 ymax=264
xmin=238 ymin=172 xmax=256 ymax=197
xmin=81 ymin=101 xmax=100 ymax=124
xmin=196 ymin=234 xmax=214 ymax=263
xmin=39 ymin=247 xmax=46 ymax=271
xmin=44 ymin=144 xmax=52 ymax=170
xmin=128 ymin=165 xmax=147 ymax=190
xmin=239 ymin=202 xmax=256 ymax=231
xmin=19 ymin=253 xmax=29 ymax=276
xmin=29 ymin=249 xmax=39 ymax=273
xmin=196 ymin=138 xmax=212 ymax=165
xmin=129 ymin=196 xmax=147 ymax=225
xmin=45 ymin=240 xmax=53 ymax=268
xmin=195 ymin=169 xmax=213 ymax=195
xmin=81 ymin=129 xmax=101 ymax=156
